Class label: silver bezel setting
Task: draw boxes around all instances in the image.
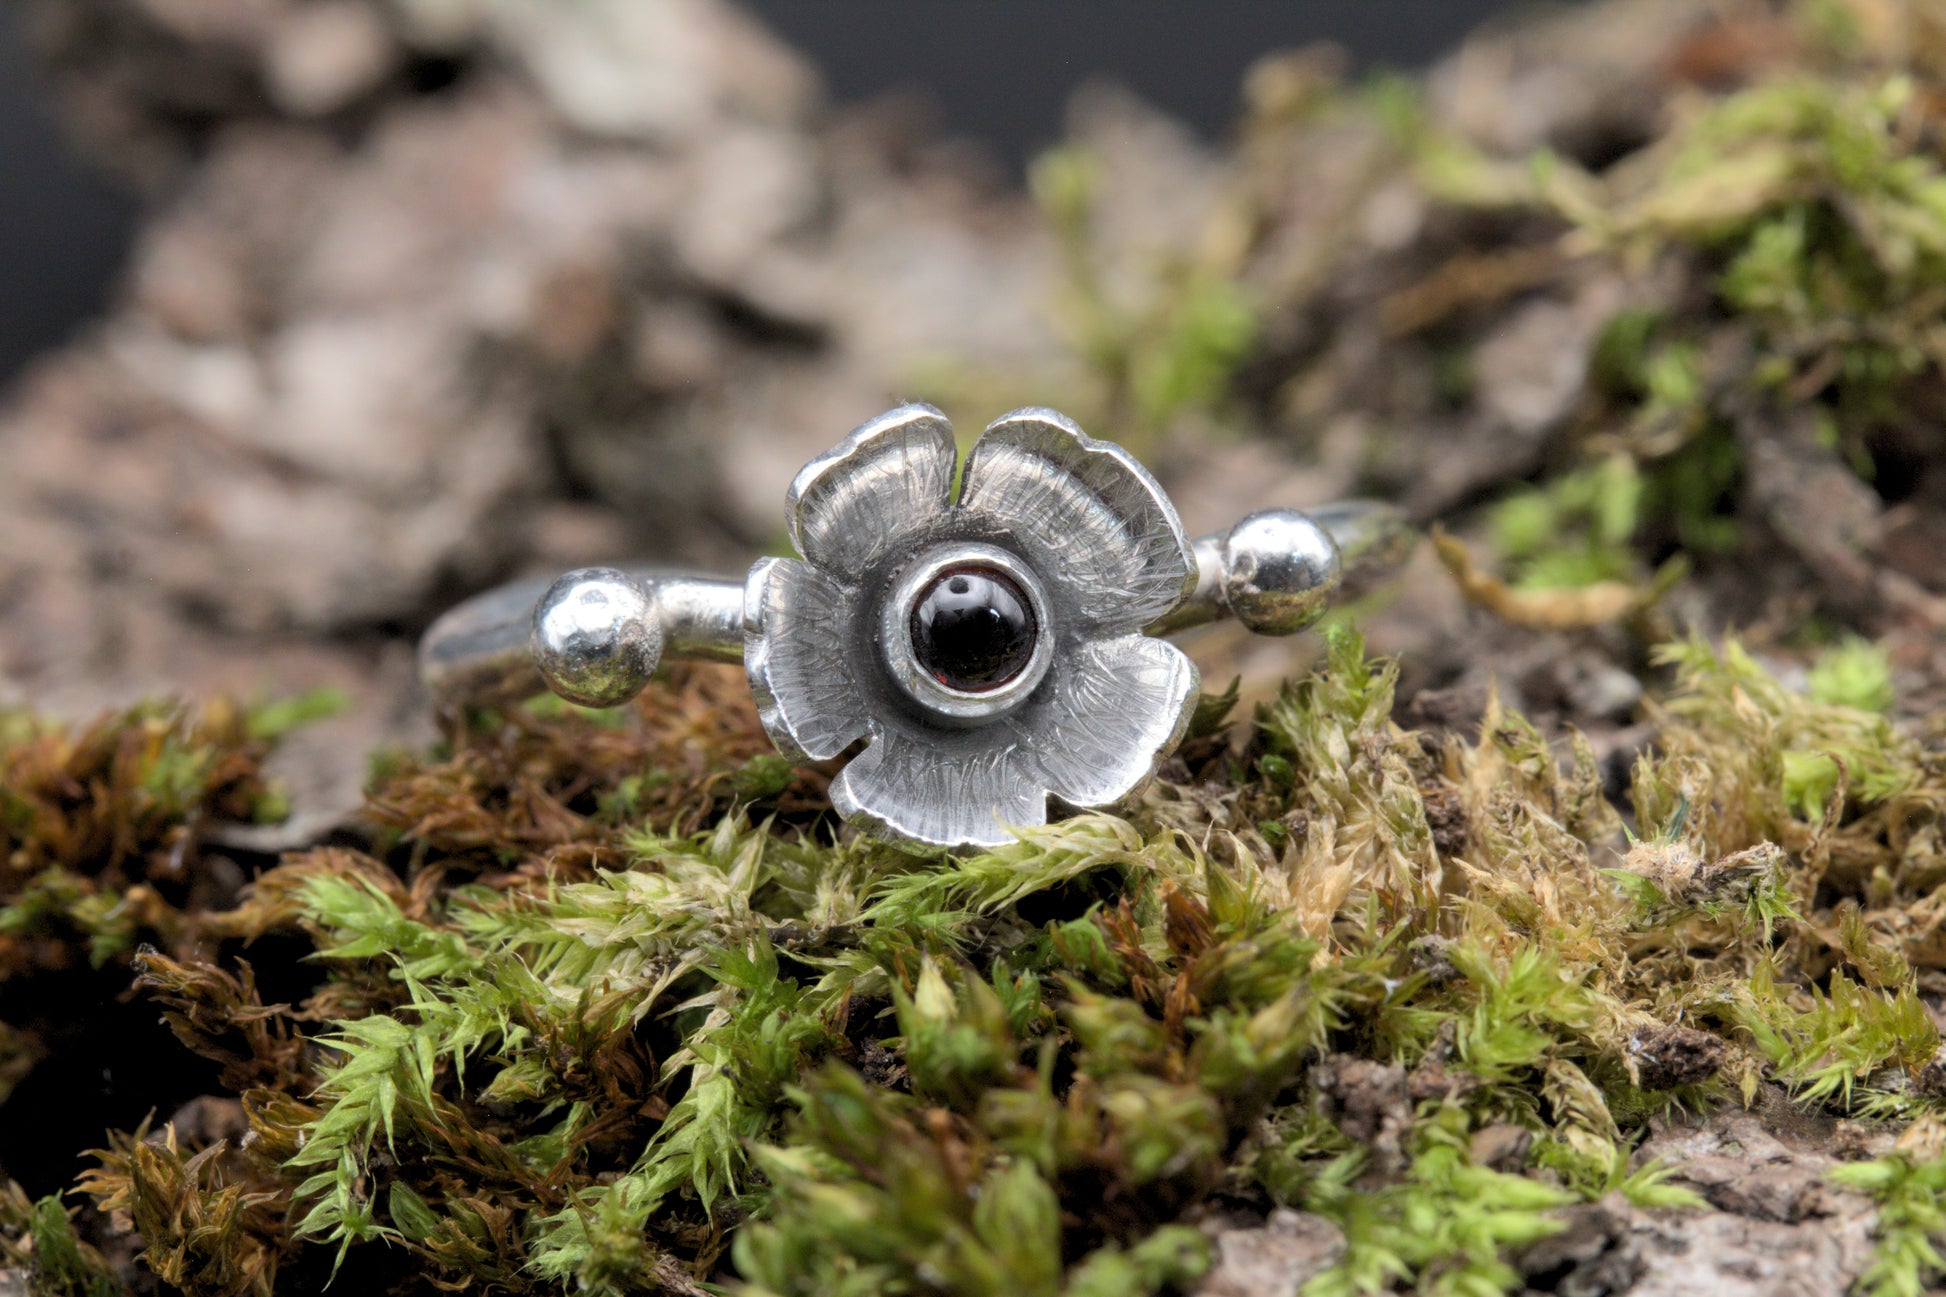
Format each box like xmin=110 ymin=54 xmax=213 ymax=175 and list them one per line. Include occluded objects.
xmin=738 ymin=404 xmax=1208 ymax=849
xmin=877 ymin=542 xmax=1055 ymax=724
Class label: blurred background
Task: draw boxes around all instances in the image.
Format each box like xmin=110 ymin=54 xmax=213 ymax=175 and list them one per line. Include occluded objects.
xmin=3 ymin=0 xmax=1943 ymax=836
xmin=0 ymin=2 xmax=1530 ymax=386
xmin=0 ymin=0 xmax=1539 ymax=786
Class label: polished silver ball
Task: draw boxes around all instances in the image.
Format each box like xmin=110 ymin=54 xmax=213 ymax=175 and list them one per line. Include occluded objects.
xmin=531 ymin=568 xmax=662 ymax=708
xmin=1220 ymin=509 xmax=1342 ymax=635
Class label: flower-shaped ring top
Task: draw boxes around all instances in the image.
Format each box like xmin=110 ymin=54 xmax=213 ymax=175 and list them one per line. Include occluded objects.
xmin=418 ymin=403 xmax=1415 ymax=853
xmin=744 ymin=404 xmax=1200 ymax=849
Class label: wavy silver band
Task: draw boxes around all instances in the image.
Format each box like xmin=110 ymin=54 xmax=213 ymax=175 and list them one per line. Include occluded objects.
xmin=418 ymin=500 xmax=1415 ymax=712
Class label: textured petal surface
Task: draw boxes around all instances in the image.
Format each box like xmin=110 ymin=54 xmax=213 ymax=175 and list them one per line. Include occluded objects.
xmin=1031 ymin=634 xmax=1199 ymax=808
xmin=787 ymin=404 xmax=958 ymax=580
xmin=957 ymin=408 xmax=1195 ymax=634
xmin=832 ymin=727 xmax=1047 ymax=849
xmin=743 ymin=557 xmax=871 ymax=761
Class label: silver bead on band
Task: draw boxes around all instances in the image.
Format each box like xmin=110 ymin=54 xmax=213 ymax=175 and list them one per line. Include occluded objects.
xmin=418 ymin=404 xmax=1415 ymax=849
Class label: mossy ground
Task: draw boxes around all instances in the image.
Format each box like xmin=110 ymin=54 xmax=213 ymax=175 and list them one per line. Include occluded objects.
xmin=6 ymin=1 xmax=1946 ymax=1294
xmin=0 ymin=630 xmax=1943 ymax=1296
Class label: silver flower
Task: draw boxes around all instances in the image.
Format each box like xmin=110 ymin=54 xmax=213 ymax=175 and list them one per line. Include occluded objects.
xmin=743 ymin=404 xmax=1201 ymax=850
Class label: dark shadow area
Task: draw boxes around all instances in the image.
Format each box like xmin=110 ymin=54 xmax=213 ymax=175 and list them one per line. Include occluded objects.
xmin=0 ymin=7 xmax=139 ymax=386
xmin=0 ymin=960 xmax=225 ymax=1198
xmin=745 ymin=0 xmax=1532 ymax=165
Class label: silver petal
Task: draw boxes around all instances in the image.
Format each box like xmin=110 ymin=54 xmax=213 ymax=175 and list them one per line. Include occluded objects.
xmin=1032 ymin=634 xmax=1200 ymax=808
xmin=786 ymin=404 xmax=958 ymax=581
xmin=957 ymin=407 xmax=1196 ymax=634
xmin=743 ymin=556 xmax=872 ymax=761
xmin=832 ymin=726 xmax=1047 ymax=849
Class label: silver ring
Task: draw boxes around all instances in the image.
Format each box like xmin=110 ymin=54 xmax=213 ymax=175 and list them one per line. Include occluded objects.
xmin=418 ymin=404 xmax=1415 ymax=851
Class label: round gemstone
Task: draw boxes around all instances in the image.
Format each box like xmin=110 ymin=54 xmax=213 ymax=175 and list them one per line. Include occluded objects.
xmin=909 ymin=565 xmax=1038 ymax=692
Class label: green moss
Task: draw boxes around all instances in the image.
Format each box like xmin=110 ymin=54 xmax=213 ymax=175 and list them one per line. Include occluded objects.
xmin=1383 ymin=5 xmax=1946 ymax=600
xmin=1809 ymin=636 xmax=1896 ymax=713
xmin=244 ymin=686 xmax=349 ymax=742
xmin=1739 ymin=962 xmax=1937 ymax=1109
xmin=1650 ymin=636 xmax=1925 ymax=828
xmin=0 ymin=626 xmax=1936 ymax=1295
xmin=1832 ymin=1124 xmax=1946 ymax=1297
xmin=1489 ymin=457 xmax=1644 ymax=589
xmin=7 ymin=1194 xmax=120 ymax=1297
xmin=1303 ymin=1111 xmax=1573 ymax=1297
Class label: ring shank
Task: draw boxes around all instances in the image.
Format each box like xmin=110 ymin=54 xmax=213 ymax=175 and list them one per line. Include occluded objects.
xmin=417 ymin=501 xmax=1415 ymax=710
xmin=1144 ymin=500 xmax=1417 ymax=634
xmin=1305 ymin=500 xmax=1420 ymax=600
xmin=418 ymin=568 xmax=741 ymax=710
